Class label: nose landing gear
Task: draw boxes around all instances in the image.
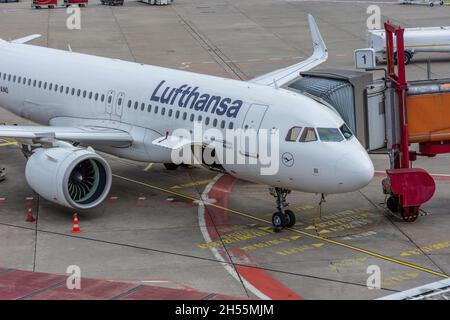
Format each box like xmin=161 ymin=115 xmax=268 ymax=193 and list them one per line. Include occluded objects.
xmin=270 ymin=187 xmax=296 ymax=230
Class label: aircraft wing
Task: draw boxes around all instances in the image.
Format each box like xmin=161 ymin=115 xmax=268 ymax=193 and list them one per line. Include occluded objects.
xmin=0 ymin=125 xmax=132 ymax=146
xmin=249 ymin=14 xmax=328 ymax=87
xmin=152 ymin=134 xmax=203 ymax=150
xmin=11 ymin=34 xmax=41 ymax=44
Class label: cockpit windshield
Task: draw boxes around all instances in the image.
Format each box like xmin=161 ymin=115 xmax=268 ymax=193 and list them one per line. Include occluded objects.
xmin=339 ymin=124 xmax=353 ymax=140
xmin=317 ymin=128 xmax=344 ymax=142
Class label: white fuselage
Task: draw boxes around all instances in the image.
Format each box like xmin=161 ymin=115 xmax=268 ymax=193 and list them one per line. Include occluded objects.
xmin=0 ymin=40 xmax=374 ymax=194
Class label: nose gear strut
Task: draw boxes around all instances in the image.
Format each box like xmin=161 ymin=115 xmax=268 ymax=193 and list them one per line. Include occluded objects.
xmin=269 ymin=187 xmax=296 ymax=231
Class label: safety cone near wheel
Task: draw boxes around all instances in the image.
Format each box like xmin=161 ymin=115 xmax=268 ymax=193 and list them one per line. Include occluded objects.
xmin=26 ymin=207 xmax=35 ymax=222
xmin=72 ymin=213 xmax=81 ymax=233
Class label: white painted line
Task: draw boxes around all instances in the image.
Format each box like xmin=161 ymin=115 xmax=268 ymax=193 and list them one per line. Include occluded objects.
xmin=198 ymin=174 xmax=270 ymax=300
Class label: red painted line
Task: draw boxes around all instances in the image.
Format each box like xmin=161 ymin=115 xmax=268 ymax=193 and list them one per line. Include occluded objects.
xmin=120 ymin=285 xmax=211 ymax=300
xmin=0 ymin=267 xmax=246 ymax=300
xmin=375 ymin=171 xmax=450 ymax=181
xmin=30 ymin=278 xmax=137 ymax=300
xmin=0 ymin=270 xmax=65 ymax=300
xmin=204 ymin=175 xmax=303 ymax=300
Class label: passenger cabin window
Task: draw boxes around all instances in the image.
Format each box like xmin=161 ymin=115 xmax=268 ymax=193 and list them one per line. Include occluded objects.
xmin=299 ymin=127 xmax=317 ymax=142
xmin=147 ymin=104 xmax=152 ymax=112
xmin=285 ymin=126 xmax=302 ymax=142
xmin=340 ymin=124 xmax=353 ymax=140
xmin=317 ymin=128 xmax=344 ymax=142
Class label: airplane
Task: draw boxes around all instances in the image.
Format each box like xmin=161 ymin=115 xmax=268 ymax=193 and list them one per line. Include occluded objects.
xmin=0 ymin=15 xmax=374 ymax=229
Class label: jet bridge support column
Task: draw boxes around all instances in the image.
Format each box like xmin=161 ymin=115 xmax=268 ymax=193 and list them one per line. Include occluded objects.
xmin=382 ymin=21 xmax=435 ymax=221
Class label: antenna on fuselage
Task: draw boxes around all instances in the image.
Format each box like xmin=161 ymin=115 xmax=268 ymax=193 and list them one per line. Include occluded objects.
xmin=272 ymin=78 xmax=279 ymax=89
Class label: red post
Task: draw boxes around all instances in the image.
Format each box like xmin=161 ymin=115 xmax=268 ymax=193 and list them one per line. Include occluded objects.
xmin=384 ymin=21 xmax=409 ymax=169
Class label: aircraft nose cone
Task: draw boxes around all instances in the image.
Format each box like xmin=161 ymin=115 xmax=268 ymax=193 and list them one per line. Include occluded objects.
xmin=335 ymin=151 xmax=374 ymax=191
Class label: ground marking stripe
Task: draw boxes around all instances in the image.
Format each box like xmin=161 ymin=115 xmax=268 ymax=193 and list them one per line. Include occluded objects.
xmin=112 ymin=174 xmax=449 ymax=279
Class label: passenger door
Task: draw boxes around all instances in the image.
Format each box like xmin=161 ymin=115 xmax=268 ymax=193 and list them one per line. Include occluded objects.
xmin=240 ymin=103 xmax=268 ymax=158
xmin=112 ymin=92 xmax=125 ymax=122
xmin=105 ymin=90 xmax=115 ymax=118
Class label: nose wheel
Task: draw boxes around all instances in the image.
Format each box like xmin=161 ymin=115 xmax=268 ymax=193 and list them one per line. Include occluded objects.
xmin=270 ymin=187 xmax=296 ymax=230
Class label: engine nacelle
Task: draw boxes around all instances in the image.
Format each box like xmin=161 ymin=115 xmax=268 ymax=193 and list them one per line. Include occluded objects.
xmin=25 ymin=146 xmax=111 ymax=210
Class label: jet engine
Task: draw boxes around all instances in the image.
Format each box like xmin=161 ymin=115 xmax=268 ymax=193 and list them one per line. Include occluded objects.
xmin=25 ymin=146 xmax=111 ymax=209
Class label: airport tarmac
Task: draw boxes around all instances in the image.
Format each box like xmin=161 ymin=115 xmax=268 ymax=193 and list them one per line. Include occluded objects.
xmin=0 ymin=0 xmax=450 ymax=299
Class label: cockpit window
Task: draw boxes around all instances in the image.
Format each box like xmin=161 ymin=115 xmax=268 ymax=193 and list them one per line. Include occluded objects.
xmin=285 ymin=126 xmax=302 ymax=142
xmin=317 ymin=128 xmax=344 ymax=142
xmin=340 ymin=124 xmax=353 ymax=140
xmin=299 ymin=127 xmax=317 ymax=142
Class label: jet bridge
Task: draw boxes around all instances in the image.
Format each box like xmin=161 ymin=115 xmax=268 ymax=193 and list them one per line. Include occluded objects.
xmin=286 ymin=22 xmax=450 ymax=222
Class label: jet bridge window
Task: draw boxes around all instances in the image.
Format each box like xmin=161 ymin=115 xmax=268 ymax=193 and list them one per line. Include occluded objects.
xmin=317 ymin=128 xmax=344 ymax=142
xmin=285 ymin=127 xmax=303 ymax=142
xmin=299 ymin=127 xmax=318 ymax=142
xmin=339 ymin=124 xmax=353 ymax=140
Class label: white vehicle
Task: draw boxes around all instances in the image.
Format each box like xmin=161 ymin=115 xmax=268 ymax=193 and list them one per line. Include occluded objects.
xmin=399 ymin=0 xmax=445 ymax=6
xmin=368 ymin=26 xmax=450 ymax=65
xmin=0 ymin=15 xmax=374 ymax=229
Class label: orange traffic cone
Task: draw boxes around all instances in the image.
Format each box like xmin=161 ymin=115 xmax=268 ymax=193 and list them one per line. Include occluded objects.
xmin=72 ymin=213 xmax=81 ymax=233
xmin=26 ymin=207 xmax=35 ymax=222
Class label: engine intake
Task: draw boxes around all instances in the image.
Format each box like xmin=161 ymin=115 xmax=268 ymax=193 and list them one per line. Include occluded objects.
xmin=25 ymin=146 xmax=111 ymax=209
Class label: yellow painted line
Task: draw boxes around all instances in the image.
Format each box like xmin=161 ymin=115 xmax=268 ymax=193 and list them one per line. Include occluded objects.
xmin=0 ymin=141 xmax=17 ymax=147
xmin=112 ymin=174 xmax=449 ymax=279
xmin=170 ymin=179 xmax=215 ymax=190
xmin=143 ymin=163 xmax=153 ymax=172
